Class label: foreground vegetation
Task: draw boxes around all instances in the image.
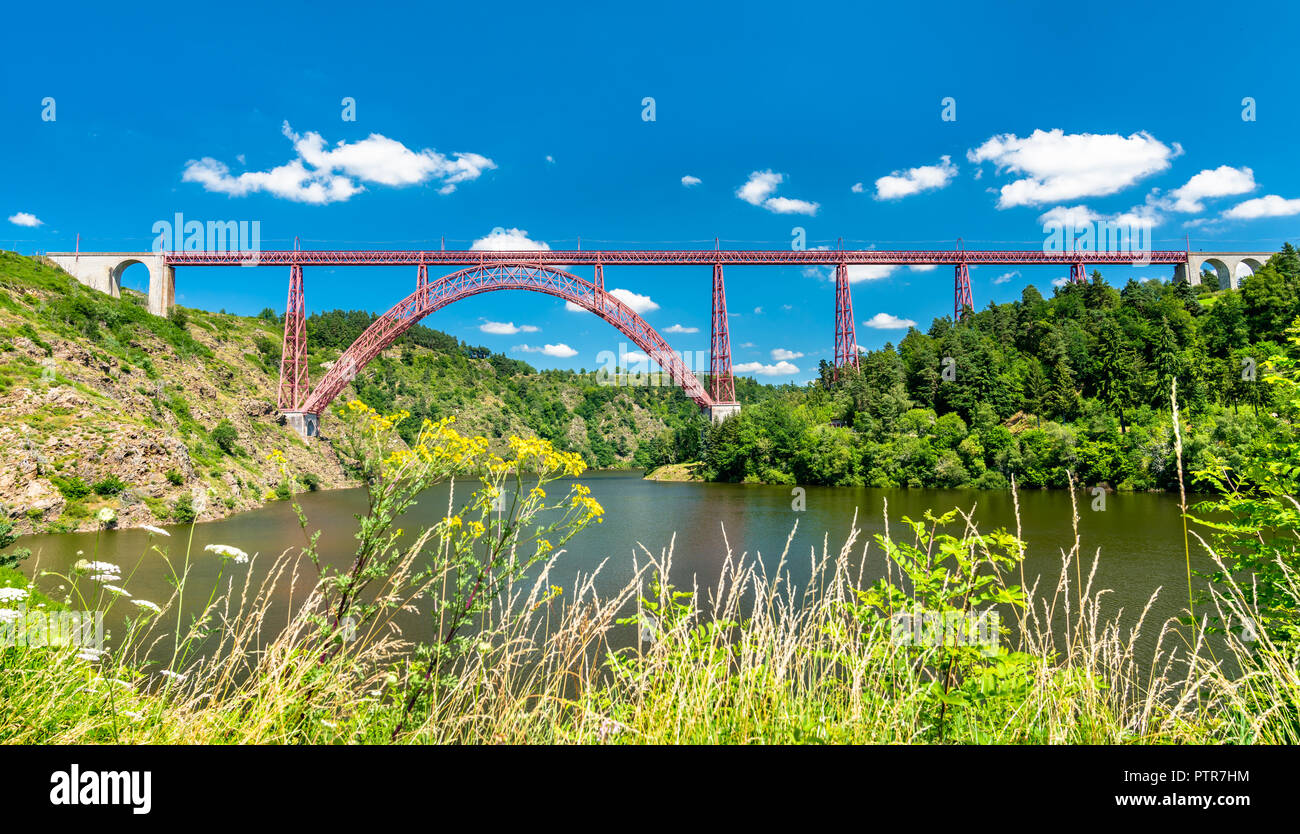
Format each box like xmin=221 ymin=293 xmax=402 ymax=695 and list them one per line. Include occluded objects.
xmin=2 ymin=361 xmax=1298 ymax=743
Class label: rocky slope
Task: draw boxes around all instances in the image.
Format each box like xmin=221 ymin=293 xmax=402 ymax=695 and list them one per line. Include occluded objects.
xmin=0 ymin=253 xmax=351 ymax=533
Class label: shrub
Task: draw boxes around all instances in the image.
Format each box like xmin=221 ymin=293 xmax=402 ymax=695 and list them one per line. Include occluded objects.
xmin=53 ymin=475 xmax=91 ymax=500
xmin=0 ymin=520 xmax=31 ymax=570
xmin=297 ymin=472 xmax=321 ymax=491
xmin=211 ymin=419 xmax=241 ymax=455
xmin=92 ymin=474 xmax=127 ymax=496
xmin=172 ymin=493 xmax=196 ymax=523
xmin=165 ymin=469 xmax=184 ymax=486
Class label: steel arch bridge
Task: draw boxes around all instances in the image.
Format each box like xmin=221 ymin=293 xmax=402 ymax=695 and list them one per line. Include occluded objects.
xmin=50 ymin=242 xmax=1241 ymax=436
xmin=293 ymin=262 xmax=721 ymax=428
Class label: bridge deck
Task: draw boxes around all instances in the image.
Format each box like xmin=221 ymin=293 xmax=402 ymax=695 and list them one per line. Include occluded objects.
xmin=143 ymin=249 xmax=1191 ymax=267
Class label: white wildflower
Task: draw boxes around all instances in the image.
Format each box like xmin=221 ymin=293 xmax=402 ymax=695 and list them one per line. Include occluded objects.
xmin=101 ymin=585 xmax=131 ymax=598
xmin=78 ymin=647 xmax=105 ymax=662
xmin=131 ymin=599 xmax=161 ymax=614
xmin=141 ymin=524 xmax=170 ymax=537
xmin=97 ymin=507 xmax=116 ymax=524
xmin=159 ymin=669 xmax=187 ymax=682
xmin=0 ymin=587 xmax=30 ymax=603
xmin=73 ymin=560 xmax=121 ymax=577
xmin=204 ymin=544 xmax=249 ymax=564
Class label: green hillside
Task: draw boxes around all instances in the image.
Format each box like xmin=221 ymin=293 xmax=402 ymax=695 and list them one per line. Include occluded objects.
xmin=692 ymin=245 xmax=1300 ymax=490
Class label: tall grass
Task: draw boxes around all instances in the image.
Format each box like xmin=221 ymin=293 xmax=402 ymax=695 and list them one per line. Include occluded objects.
xmin=2 ymin=492 xmax=1296 ymax=745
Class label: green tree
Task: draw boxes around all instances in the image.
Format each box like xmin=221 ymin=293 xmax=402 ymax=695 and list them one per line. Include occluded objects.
xmin=211 ymin=419 xmax=241 ymax=455
xmin=1092 ymin=318 xmax=1138 ymax=432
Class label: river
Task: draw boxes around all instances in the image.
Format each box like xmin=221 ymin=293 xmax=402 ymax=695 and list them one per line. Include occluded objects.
xmin=16 ymin=472 xmax=1213 ymax=656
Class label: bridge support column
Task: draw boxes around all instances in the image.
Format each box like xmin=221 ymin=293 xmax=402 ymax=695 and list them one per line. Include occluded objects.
xmin=709 ymin=262 xmax=737 ymax=404
xmin=834 ymin=262 xmax=859 ymax=373
xmin=278 ymin=262 xmax=309 ymax=410
xmin=1070 ymin=262 xmax=1087 ymax=284
xmin=147 ymin=261 xmax=176 ymax=317
xmin=954 ymin=262 xmax=973 ymax=320
xmin=1174 ymin=263 xmax=1198 ymax=286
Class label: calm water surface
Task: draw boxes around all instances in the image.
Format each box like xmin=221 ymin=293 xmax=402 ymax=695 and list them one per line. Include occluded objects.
xmin=19 ymin=472 xmax=1211 ymax=654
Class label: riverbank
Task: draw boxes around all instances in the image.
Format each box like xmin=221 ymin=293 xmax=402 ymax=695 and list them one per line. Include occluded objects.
xmin=642 ymin=461 xmax=704 ymax=481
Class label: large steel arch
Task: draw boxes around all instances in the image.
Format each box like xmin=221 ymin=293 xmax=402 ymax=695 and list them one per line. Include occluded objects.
xmin=301 ymin=262 xmax=715 ymax=415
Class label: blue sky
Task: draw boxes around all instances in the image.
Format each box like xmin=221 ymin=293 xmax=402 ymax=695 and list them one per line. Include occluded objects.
xmin=5 ymin=1 xmax=1300 ymax=383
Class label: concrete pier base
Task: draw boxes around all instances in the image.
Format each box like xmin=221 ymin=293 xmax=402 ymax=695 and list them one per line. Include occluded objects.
xmin=707 ymin=403 xmax=741 ymax=423
xmin=282 ymin=411 xmax=320 ymax=438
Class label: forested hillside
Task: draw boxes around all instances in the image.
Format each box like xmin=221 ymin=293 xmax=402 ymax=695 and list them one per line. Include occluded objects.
xmin=677 ymin=245 xmax=1300 ymax=490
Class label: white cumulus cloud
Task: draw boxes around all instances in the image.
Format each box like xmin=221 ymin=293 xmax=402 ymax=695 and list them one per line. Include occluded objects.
xmin=993 ymin=270 xmax=1020 ymax=285
xmin=514 ymin=343 xmax=578 ymax=358
xmin=608 ymin=288 xmax=659 ymax=313
xmin=479 ymin=320 xmax=539 ymax=335
xmin=847 ymin=265 xmax=897 ymax=283
xmin=734 ymin=360 xmax=800 ymax=376
xmin=802 ymin=263 xmax=899 ymax=283
xmin=664 ymin=323 xmax=699 ymax=333
xmin=967 ymin=129 xmax=1179 ymax=208
xmin=471 ymin=227 xmax=551 ymax=250
xmin=566 ymin=287 xmax=659 ymax=314
xmin=1037 ymin=203 xmax=1162 ymax=231
xmin=1224 ymin=194 xmax=1300 ymax=219
xmin=762 ymin=196 xmax=820 ymax=215
xmin=771 ymin=348 xmax=804 ymax=360
xmin=874 ymin=155 xmax=958 ymax=200
xmin=8 ymin=212 xmax=42 ymax=227
xmin=681 ymin=175 xmax=701 ymax=187
xmin=1038 ymin=204 xmax=1101 ymax=228
xmin=863 ymin=313 xmax=917 ymax=330
xmin=1165 ymin=165 xmax=1255 ymax=213
xmin=182 ymin=121 xmax=495 ymax=204
xmin=736 ymin=170 xmax=819 ymax=215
